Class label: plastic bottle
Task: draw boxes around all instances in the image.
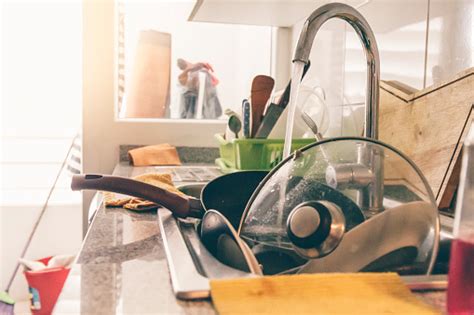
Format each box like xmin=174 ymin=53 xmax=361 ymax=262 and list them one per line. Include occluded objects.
xmin=447 ymin=123 xmax=474 ymax=314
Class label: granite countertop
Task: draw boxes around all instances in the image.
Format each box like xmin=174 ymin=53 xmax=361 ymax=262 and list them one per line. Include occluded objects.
xmin=54 ymin=163 xmax=217 ymax=314
xmin=54 ymin=163 xmax=447 ymax=314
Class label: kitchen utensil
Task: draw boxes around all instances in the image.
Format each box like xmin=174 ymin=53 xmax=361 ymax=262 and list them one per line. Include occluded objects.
xmin=238 ymin=137 xmax=439 ymax=275
xmin=228 ymin=115 xmax=242 ymax=139
xmin=214 ymin=134 xmax=314 ymax=173
xmin=254 ymin=63 xmax=311 ymax=139
xmin=200 ymin=210 xmax=262 ymax=275
xmin=224 ymin=109 xmax=242 ymax=140
xmin=301 ymin=111 xmax=324 ymax=142
xmin=286 ymin=200 xmax=346 ymax=259
xmin=250 ymin=75 xmax=274 ymax=137
xmin=268 ymin=84 xmax=328 ymax=139
xmin=72 ymin=170 xmax=267 ymax=230
xmin=298 ymin=201 xmax=436 ymax=273
xmin=301 ymin=112 xmax=329 ymax=161
xmin=242 ymin=99 xmax=251 ymax=139
xmin=276 ymin=61 xmax=311 ymax=110
xmin=224 ymin=108 xmax=240 ymax=117
xmin=254 ymin=103 xmax=284 ymax=139
xmin=210 ymin=273 xmax=438 ymax=315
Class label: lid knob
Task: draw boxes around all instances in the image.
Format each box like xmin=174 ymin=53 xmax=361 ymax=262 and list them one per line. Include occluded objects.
xmin=287 ymin=200 xmax=345 ymax=259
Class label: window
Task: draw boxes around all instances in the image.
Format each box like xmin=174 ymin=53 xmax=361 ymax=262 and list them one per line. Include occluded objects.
xmin=117 ymin=0 xmax=273 ymax=120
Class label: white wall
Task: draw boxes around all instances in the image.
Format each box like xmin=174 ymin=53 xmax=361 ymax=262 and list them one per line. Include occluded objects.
xmin=1 ymin=0 xmax=82 ymax=301
xmin=426 ymin=0 xmax=473 ymax=86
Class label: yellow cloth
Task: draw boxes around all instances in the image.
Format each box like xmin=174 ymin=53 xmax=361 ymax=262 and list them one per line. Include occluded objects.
xmin=210 ymin=273 xmax=440 ymax=315
xmin=104 ymin=173 xmax=187 ymax=211
xmin=128 ymin=144 xmax=181 ymax=166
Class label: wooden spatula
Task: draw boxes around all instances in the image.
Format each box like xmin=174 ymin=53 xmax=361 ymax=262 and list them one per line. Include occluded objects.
xmin=250 ymin=75 xmax=274 ymax=137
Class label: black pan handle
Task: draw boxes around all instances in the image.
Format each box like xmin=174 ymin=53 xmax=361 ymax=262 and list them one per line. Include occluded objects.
xmin=71 ymin=174 xmax=204 ymax=218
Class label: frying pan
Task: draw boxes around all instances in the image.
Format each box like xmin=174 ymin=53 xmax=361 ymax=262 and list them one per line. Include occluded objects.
xmin=71 ymin=170 xmax=268 ymax=229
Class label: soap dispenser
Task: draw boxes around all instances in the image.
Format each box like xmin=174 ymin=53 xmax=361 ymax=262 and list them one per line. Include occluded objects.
xmin=447 ymin=122 xmax=474 ymax=314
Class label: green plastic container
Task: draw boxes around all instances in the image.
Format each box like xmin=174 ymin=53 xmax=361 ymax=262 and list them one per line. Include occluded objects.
xmin=215 ymin=134 xmax=315 ymax=173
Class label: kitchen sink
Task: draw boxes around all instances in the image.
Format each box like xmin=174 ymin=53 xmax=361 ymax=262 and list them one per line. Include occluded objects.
xmin=158 ymin=183 xmax=451 ymax=300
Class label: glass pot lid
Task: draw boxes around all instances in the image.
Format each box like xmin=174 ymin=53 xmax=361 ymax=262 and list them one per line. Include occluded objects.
xmin=238 ymin=137 xmax=439 ymax=275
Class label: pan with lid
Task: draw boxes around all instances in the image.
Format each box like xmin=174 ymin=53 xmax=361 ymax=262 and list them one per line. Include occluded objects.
xmin=238 ymin=137 xmax=439 ymax=275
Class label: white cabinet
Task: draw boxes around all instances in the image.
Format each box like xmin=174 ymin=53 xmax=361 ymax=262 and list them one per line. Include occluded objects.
xmin=188 ymin=0 xmax=365 ymax=27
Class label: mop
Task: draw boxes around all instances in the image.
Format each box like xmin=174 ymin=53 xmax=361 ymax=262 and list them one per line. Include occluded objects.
xmin=0 ymin=135 xmax=78 ymax=314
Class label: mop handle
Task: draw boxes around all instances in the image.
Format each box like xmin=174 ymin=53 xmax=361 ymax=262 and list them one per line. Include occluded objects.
xmin=5 ymin=135 xmax=78 ymax=292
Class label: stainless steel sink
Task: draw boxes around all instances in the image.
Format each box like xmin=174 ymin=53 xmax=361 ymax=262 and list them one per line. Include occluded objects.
xmin=158 ymin=183 xmax=451 ymax=300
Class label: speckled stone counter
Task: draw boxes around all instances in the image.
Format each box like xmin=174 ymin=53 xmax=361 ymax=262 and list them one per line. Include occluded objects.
xmin=54 ymin=163 xmax=216 ymax=314
xmin=54 ymin=163 xmax=447 ymax=314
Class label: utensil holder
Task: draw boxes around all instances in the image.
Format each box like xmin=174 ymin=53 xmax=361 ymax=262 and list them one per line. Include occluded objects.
xmin=215 ymin=134 xmax=314 ymax=173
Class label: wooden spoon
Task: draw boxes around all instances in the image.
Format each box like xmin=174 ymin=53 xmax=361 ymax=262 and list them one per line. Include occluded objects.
xmin=250 ymin=75 xmax=274 ymax=137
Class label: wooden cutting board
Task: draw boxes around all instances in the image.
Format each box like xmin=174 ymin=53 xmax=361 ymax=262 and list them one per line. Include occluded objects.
xmin=379 ymin=67 xmax=474 ymax=211
xmin=210 ymin=273 xmax=439 ymax=315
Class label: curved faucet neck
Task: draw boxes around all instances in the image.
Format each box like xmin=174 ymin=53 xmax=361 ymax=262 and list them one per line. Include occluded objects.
xmin=294 ymin=3 xmax=380 ymax=139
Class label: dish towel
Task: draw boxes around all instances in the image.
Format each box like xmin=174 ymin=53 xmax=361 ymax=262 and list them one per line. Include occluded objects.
xmin=128 ymin=144 xmax=181 ymax=166
xmin=210 ymin=273 xmax=440 ymax=315
xmin=104 ymin=173 xmax=187 ymax=211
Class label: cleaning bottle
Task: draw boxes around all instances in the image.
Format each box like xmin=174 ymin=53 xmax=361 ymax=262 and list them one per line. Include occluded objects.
xmin=447 ymin=123 xmax=474 ymax=314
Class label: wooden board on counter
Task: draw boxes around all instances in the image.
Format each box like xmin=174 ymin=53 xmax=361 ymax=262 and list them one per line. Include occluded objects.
xmin=379 ymin=67 xmax=474 ymax=210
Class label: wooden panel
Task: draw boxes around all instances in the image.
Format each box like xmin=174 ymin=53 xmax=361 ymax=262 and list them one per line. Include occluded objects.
xmin=125 ymin=31 xmax=171 ymax=118
xmin=379 ymin=67 xmax=474 ymax=208
xmin=437 ymin=109 xmax=473 ymax=211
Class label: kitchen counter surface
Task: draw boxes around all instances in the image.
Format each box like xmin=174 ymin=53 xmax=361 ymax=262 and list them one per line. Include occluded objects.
xmin=54 ymin=163 xmax=447 ymax=314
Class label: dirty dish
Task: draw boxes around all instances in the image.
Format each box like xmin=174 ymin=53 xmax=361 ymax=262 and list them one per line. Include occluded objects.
xmin=201 ymin=209 xmax=262 ymax=274
xmin=72 ymin=170 xmax=267 ymax=230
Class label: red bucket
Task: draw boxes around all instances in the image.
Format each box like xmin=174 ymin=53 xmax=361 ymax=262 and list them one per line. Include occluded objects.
xmin=24 ymin=257 xmax=70 ymax=315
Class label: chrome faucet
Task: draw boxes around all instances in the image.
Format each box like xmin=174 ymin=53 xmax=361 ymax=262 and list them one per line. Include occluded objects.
xmin=293 ymin=2 xmax=380 ymax=139
xmin=293 ymin=3 xmax=384 ymax=215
